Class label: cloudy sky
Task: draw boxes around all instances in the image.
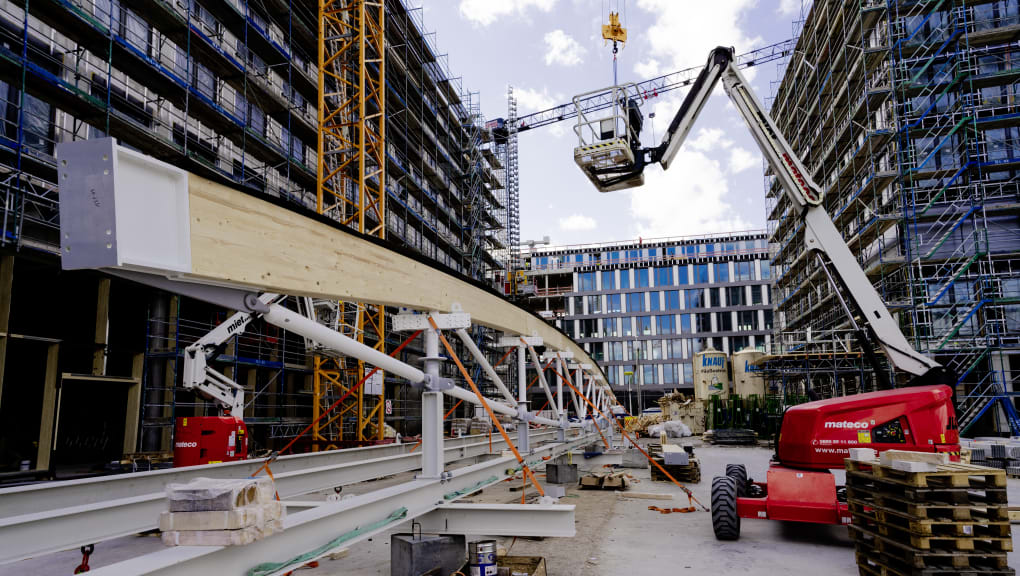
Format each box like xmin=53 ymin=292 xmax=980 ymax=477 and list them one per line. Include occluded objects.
xmin=414 ymin=0 xmax=808 ymax=246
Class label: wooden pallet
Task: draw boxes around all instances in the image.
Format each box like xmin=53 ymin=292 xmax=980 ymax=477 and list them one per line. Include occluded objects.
xmin=849 ymin=501 xmax=1012 ymax=538
xmin=649 ymin=457 xmax=701 ymax=483
xmin=845 ymin=487 xmax=1010 ymax=522
xmin=856 ymin=549 xmax=1014 ymax=576
xmin=846 ymin=460 xmax=1007 ymax=489
xmin=846 ymin=478 xmax=1008 ymax=507
xmin=850 ymin=524 xmax=1012 ymax=570
xmin=850 ymin=520 xmax=1013 ymax=552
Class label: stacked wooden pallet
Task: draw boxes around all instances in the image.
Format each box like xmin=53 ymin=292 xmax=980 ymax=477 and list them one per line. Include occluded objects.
xmin=846 ymin=456 xmax=1013 ymax=576
xmin=703 ymin=428 xmax=757 ymax=445
xmin=647 ymin=443 xmax=701 ymax=483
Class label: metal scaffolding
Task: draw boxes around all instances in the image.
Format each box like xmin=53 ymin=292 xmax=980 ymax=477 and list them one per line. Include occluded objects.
xmin=766 ymin=0 xmax=1020 ymax=434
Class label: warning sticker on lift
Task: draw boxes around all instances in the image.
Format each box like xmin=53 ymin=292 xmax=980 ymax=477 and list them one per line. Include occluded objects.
xmin=858 ymin=430 xmax=872 ymax=444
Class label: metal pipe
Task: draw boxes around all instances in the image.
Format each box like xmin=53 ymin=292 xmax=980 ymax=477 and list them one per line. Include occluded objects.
xmin=263 ymin=304 xmax=425 ymax=383
xmin=421 ymin=325 xmax=443 ymax=478
xmin=517 ymin=344 xmax=529 ymax=452
xmin=455 ymin=328 xmax=517 ymax=405
xmin=524 ymin=342 xmax=557 ymax=414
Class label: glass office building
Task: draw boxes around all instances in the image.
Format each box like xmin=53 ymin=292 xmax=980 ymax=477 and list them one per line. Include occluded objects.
xmin=523 ymin=231 xmax=773 ymax=411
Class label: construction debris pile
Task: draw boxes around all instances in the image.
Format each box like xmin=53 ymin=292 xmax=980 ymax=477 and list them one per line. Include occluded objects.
xmin=658 ymin=392 xmax=706 ymax=434
xmin=161 ymin=477 xmax=285 ymax=546
xmin=846 ymin=450 xmax=1012 ymax=576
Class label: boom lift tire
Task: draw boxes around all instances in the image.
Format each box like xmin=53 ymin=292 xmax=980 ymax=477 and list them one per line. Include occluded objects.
xmin=725 ymin=463 xmax=747 ymax=497
xmin=711 ymin=475 xmax=740 ymax=540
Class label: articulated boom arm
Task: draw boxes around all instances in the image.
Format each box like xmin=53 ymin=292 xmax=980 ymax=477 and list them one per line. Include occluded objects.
xmin=182 ymin=293 xmax=285 ymax=415
xmin=582 ymin=47 xmax=948 ymax=385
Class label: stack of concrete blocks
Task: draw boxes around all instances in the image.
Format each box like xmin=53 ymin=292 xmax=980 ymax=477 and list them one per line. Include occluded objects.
xmin=544 ymin=454 xmax=577 ymax=499
xmin=161 ymin=477 xmax=285 ymax=546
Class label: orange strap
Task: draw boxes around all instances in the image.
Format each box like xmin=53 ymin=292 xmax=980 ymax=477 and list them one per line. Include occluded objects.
xmin=428 ymin=317 xmax=545 ymax=497
xmin=251 ymin=330 xmax=423 ymax=478
xmin=493 ymin=346 xmax=516 ymax=368
xmin=547 ymin=365 xmax=706 ymax=510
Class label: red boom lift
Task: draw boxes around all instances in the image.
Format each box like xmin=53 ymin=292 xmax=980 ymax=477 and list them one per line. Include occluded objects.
xmin=570 ymin=46 xmax=959 ymax=539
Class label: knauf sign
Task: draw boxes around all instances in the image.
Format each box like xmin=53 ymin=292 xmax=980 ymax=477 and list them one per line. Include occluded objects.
xmin=694 ymin=349 xmax=729 ymax=400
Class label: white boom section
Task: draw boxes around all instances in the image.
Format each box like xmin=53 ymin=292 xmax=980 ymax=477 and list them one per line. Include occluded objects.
xmin=182 ymin=292 xmax=285 ymax=414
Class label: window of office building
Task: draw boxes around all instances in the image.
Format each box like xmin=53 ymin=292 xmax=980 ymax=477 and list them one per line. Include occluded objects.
xmin=728 ymin=286 xmax=746 ymax=306
xmin=592 ymin=344 xmax=605 ymax=362
xmin=735 ymin=261 xmax=753 ymax=281
xmin=714 ymin=262 xmax=729 ymax=283
xmin=622 ymin=317 xmax=634 ymax=337
xmin=710 ymin=287 xmax=721 ymax=307
xmin=657 ymin=314 xmax=677 ymax=335
xmin=649 ymin=340 xmax=663 ymax=360
xmin=587 ymin=295 xmax=602 ymax=314
xmin=628 ymin=249 xmax=642 ymax=262
xmin=579 ymin=318 xmax=598 ymax=339
xmin=731 ymin=335 xmax=750 ymax=352
xmin=572 ymin=296 xmax=584 ymax=315
xmin=627 ymin=340 xmax=642 ymax=361
xmin=601 ymin=270 xmax=616 ymax=290
xmin=668 ymin=339 xmax=687 ymax=359
xmin=638 ymin=316 xmax=653 ymax=336
xmin=752 ymin=285 xmax=764 ymax=305
xmin=764 ymin=309 xmax=774 ymax=330
xmin=636 ymin=268 xmax=650 ymax=288
xmin=608 ymin=341 xmax=624 ymax=361
xmin=649 ymin=292 xmax=661 ymax=311
xmin=562 ymin=320 xmax=575 ymax=339
xmin=694 ymin=264 xmax=709 ymax=283
xmin=696 ymin=313 xmax=712 ymax=333
xmin=607 ymin=294 xmax=623 ymax=313
xmin=605 ymin=317 xmax=619 ymax=337
xmin=665 ymin=290 xmax=681 ymax=310
xmin=655 ymin=266 xmax=673 ymax=286
xmin=628 ymin=292 xmax=645 ymax=312
xmin=643 ymin=364 xmax=656 ymax=385
xmin=690 ymin=338 xmax=705 ymax=355
xmin=620 ymin=269 xmax=631 ymax=289
xmin=759 ymin=260 xmax=771 ymax=279
xmin=680 ymin=314 xmax=692 ymax=333
xmin=677 ymin=265 xmax=689 ymax=285
xmin=718 ymin=312 xmax=733 ymax=332
xmin=578 ymin=272 xmax=596 ymax=292
xmin=685 ymin=289 xmax=704 ymax=309
xmin=737 ymin=310 xmax=757 ymax=331
xmin=663 ymin=364 xmax=677 ymax=384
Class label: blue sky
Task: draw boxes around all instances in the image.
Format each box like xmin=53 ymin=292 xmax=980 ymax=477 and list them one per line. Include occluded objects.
xmin=415 ymin=0 xmax=808 ymax=246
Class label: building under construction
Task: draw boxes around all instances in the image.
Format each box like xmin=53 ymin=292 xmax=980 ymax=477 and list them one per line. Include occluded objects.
xmin=765 ymin=0 xmax=1020 ymax=434
xmin=0 ymin=0 xmax=511 ymax=474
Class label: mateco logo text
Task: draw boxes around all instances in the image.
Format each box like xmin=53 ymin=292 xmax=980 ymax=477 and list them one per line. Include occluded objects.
xmin=175 ymin=441 xmax=198 ymax=448
xmin=824 ymin=421 xmax=870 ymax=429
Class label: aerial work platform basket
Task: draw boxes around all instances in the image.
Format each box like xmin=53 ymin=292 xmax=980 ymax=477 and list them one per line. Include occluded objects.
xmin=572 ymin=83 xmax=645 ymax=192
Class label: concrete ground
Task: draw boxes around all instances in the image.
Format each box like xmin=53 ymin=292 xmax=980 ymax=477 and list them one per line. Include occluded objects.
xmin=5 ymin=439 xmax=1019 ymax=575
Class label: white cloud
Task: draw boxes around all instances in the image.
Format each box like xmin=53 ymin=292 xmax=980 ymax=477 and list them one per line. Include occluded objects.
xmin=778 ymin=0 xmax=802 ymax=16
xmin=688 ymin=128 xmax=733 ymax=153
xmin=544 ymin=29 xmax=587 ymax=66
xmin=459 ymin=0 xmax=557 ymax=26
xmin=628 ymin=147 xmax=751 ymax=237
xmin=633 ymin=0 xmax=762 ymax=83
xmin=514 ymin=86 xmax=557 ymax=113
xmin=559 ymin=213 xmax=598 ymax=231
xmin=728 ymin=147 xmax=758 ymax=173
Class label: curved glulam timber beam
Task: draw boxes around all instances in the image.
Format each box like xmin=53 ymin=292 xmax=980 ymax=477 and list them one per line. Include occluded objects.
xmin=57 ymin=138 xmax=605 ymax=383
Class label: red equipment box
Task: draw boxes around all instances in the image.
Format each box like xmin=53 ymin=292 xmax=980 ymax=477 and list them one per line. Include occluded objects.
xmin=173 ymin=416 xmax=248 ymax=467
